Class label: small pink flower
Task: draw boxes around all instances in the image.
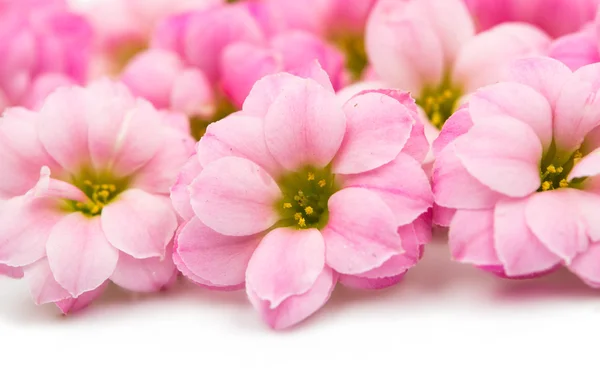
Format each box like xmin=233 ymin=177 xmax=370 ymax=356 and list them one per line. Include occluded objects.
xmin=0 ymin=80 xmax=195 ymax=312
xmin=172 ymin=65 xmax=433 ymax=329
xmin=432 ymin=57 xmax=600 ymax=285
xmin=549 ymin=13 xmax=600 ymax=71
xmin=70 ymin=0 xmax=221 ymax=76
xmin=366 ymin=0 xmax=550 ymax=150
xmin=464 ymin=0 xmax=599 ymax=38
xmin=0 ymin=1 xmax=92 ymax=112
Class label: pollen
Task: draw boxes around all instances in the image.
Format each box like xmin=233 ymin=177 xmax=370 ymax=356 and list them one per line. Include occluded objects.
xmin=541 ymin=181 xmax=552 ymax=191
xmin=546 ymin=164 xmax=557 ymax=173
xmin=304 ymin=206 xmax=314 ymax=215
xmin=559 ymin=179 xmax=569 ymax=188
xmin=297 ymin=217 xmax=306 ymax=227
xmin=294 ymin=212 xmax=303 ymax=221
xmin=307 ymin=172 xmax=315 ymax=181
xmin=283 ymin=202 xmax=292 ymax=209
xmin=318 ymin=179 xmax=326 ymax=188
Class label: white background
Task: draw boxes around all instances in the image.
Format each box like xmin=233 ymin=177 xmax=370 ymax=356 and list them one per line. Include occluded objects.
xmin=1 ymin=232 xmax=599 ymax=383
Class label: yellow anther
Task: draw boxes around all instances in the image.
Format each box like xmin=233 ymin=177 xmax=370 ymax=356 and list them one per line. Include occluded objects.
xmin=431 ymin=112 xmax=442 ymax=127
xmin=541 ymin=181 xmax=552 ymax=191
xmin=97 ymin=190 xmax=110 ymax=200
xmin=84 ymin=180 xmax=93 ymax=186
xmin=90 ymin=205 xmax=101 ymax=215
xmin=304 ymin=206 xmax=314 ymax=215
xmin=318 ymin=179 xmax=326 ymax=188
xmin=559 ymin=179 xmax=569 ymax=188
xmin=294 ymin=195 xmax=301 ymax=201
xmin=294 ymin=213 xmax=303 ymax=221
xmin=546 ymin=164 xmax=556 ymax=173
xmin=574 ymin=150 xmax=583 ymax=164
xmin=307 ymin=172 xmax=315 ymax=181
xmin=297 ymin=190 xmax=304 ymax=196
xmin=283 ymin=202 xmax=292 ymax=209
xmin=556 ymin=166 xmax=563 ymax=173
xmin=425 ymin=97 xmax=435 ymax=107
xmin=297 ymin=217 xmax=306 ymax=227
xmin=442 ymin=90 xmax=453 ymax=99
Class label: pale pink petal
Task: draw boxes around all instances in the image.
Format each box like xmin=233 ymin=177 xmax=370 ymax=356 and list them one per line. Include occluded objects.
xmin=246 ymin=227 xmax=325 ymax=308
xmin=110 ymin=252 xmax=176 ymax=292
xmin=494 ymin=198 xmax=561 ymax=277
xmin=432 ymin=142 xmax=503 ymax=209
xmin=46 ymin=213 xmax=119 ymax=297
xmin=338 ymin=273 xmax=405 ymax=290
xmin=549 ymin=26 xmax=600 ymax=71
xmin=0 ymin=195 xmax=62 ymax=267
xmin=365 ymin=0 xmax=444 ymax=95
xmin=197 ymin=113 xmax=281 ymax=175
xmin=432 ymin=108 xmax=473 ymax=158
xmin=0 ymin=264 xmax=23 ymax=279
xmin=569 ymin=242 xmax=600 ymax=287
xmin=449 ymin=209 xmax=502 ymax=267
xmin=31 ymin=167 xmax=87 ymax=202
xmin=101 ymin=189 xmax=178 ymax=259
xmin=468 ymin=82 xmax=553 ymax=151
xmin=24 ymin=258 xmax=71 ymax=305
xmin=332 ymin=91 xmax=412 ymax=174
xmin=171 ymin=68 xmax=216 ymax=118
xmin=247 ymin=266 xmax=335 ymax=330
xmin=288 ymin=59 xmax=335 ymax=93
xmin=170 ymin=154 xmax=203 ymax=221
xmin=554 ymin=63 xmax=600 ymax=155
xmin=505 ymin=56 xmax=573 ymax=108
xmin=55 ymin=281 xmax=109 ymax=314
xmin=453 ymin=116 xmax=542 ymax=197
xmin=525 ymin=189 xmax=599 ymax=263
xmin=453 ymin=23 xmax=551 ymax=93
xmin=341 ymin=153 xmax=433 ymax=226
xmin=322 ymin=188 xmax=403 ymax=275
xmin=175 ymin=217 xmax=261 ymax=287
xmin=190 ymin=156 xmax=282 ymax=236
xmin=570 ymin=147 xmax=600 ymax=181
xmin=25 ymin=73 xmax=76 ymax=111
xmin=264 ymin=78 xmax=346 ymax=170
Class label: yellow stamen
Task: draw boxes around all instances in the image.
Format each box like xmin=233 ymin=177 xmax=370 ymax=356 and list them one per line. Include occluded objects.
xmin=574 ymin=150 xmax=583 ymax=164
xmin=283 ymin=202 xmax=292 ymax=209
xmin=556 ymin=166 xmax=563 ymax=173
xmin=541 ymin=181 xmax=552 ymax=191
xmin=297 ymin=217 xmax=306 ymax=227
xmin=559 ymin=179 xmax=569 ymax=188
xmin=546 ymin=164 xmax=556 ymax=173
xmin=307 ymin=172 xmax=315 ymax=181
xmin=294 ymin=213 xmax=303 ymax=221
xmin=304 ymin=206 xmax=314 ymax=215
xmin=318 ymin=179 xmax=326 ymax=188
xmin=431 ymin=112 xmax=442 ymax=127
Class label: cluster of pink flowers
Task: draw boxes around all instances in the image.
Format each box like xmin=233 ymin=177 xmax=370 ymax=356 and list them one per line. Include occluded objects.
xmin=1 ymin=0 xmax=600 ymax=329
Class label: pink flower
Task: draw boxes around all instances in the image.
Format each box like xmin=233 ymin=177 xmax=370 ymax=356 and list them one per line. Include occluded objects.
xmin=549 ymin=13 xmax=600 ymax=71
xmin=366 ymin=0 xmax=550 ymax=151
xmin=464 ymin=0 xmax=599 ymax=38
xmin=432 ymin=56 xmax=600 ymax=285
xmin=70 ymin=0 xmax=221 ymax=75
xmin=172 ymin=65 xmax=433 ymax=329
xmin=0 ymin=264 xmax=23 ymax=279
xmin=0 ymin=80 xmax=195 ymax=312
xmin=0 ymin=1 xmax=92 ymax=112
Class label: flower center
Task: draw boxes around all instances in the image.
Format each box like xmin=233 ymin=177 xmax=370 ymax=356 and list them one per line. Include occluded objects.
xmin=276 ymin=166 xmax=339 ymax=230
xmin=330 ymin=32 xmax=368 ymax=80
xmin=66 ymin=171 xmax=129 ymax=216
xmin=538 ymin=145 xmax=585 ymax=192
xmin=189 ymin=99 xmax=237 ymax=140
xmin=416 ymin=79 xmax=462 ymax=129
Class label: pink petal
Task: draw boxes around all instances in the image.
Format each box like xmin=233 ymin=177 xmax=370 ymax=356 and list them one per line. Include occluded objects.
xmin=25 ymin=73 xmax=76 ymax=111
xmin=263 ymin=77 xmax=346 ymax=170
xmin=287 ymin=59 xmax=335 ymax=93
xmin=525 ymin=189 xmax=599 ymax=263
xmin=554 ymin=63 xmax=600 ymax=155
xmin=101 ymin=189 xmax=178 ymax=259
xmin=569 ymin=147 xmax=600 ymax=180
xmin=339 ymin=273 xmax=405 ymax=290
xmin=31 ymin=167 xmax=87 ymax=202
xmin=171 ymin=68 xmax=216 ymax=118
xmin=55 ymin=281 xmax=109 ymax=314
xmin=0 ymin=264 xmax=23 ymax=279
xmin=453 ymin=23 xmax=551 ymax=93
xmin=468 ymin=82 xmax=553 ymax=151
xmin=246 ymin=227 xmax=325 ymax=308
xmin=494 ymin=198 xmax=561 ymax=277
xmin=0 ymin=195 xmax=62 ymax=267
xmin=190 ymin=156 xmax=282 ymax=236
xmin=505 ymin=56 xmax=573 ymax=108
xmin=322 ymin=188 xmax=402 ymax=275
xmin=110 ymin=252 xmax=176 ymax=293
xmin=175 ymin=217 xmax=260 ymax=287
xmin=449 ymin=209 xmax=501 ymax=267
xmin=23 ymin=258 xmax=71 ymax=305
xmin=197 ymin=113 xmax=281 ymax=176
xmin=332 ymin=91 xmax=412 ymax=174
xmin=170 ymin=154 xmax=203 ymax=221
xmin=247 ymin=266 xmax=335 ymax=330
xmin=432 ymin=142 xmax=503 ymax=209
xmin=569 ymin=242 xmax=600 ymax=287
xmin=341 ymin=153 xmax=433 ymax=226
xmin=46 ymin=213 xmax=119 ymax=297
xmin=549 ymin=26 xmax=600 ymax=71
xmin=453 ymin=116 xmax=542 ymax=197
xmin=432 ymin=108 xmax=473 ymax=158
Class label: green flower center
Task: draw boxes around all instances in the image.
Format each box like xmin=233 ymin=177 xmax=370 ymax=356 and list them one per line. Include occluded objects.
xmin=65 ymin=171 xmax=129 ymax=216
xmin=275 ymin=166 xmax=340 ymax=230
xmin=538 ymin=143 xmax=586 ymax=192
xmin=189 ymin=98 xmax=237 ymax=140
xmin=416 ymin=78 xmax=462 ymax=129
xmin=330 ymin=32 xmax=368 ymax=80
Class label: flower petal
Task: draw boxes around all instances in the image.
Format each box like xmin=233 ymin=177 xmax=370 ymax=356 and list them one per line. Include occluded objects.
xmin=323 ymin=188 xmax=403 ymax=275
xmin=175 ymin=217 xmax=261 ymax=287
xmin=332 ymin=91 xmax=412 ymax=174
xmin=247 ymin=266 xmax=335 ymax=330
xmin=110 ymin=252 xmax=176 ymax=293
xmin=494 ymin=198 xmax=561 ymax=277
xmin=264 ymin=77 xmax=346 ymax=170
xmin=190 ymin=156 xmax=282 ymax=236
xmin=338 ymin=273 xmax=405 ymax=290
xmin=246 ymin=227 xmax=325 ymax=308
xmin=341 ymin=153 xmax=433 ymax=226
xmin=549 ymin=26 xmax=600 ymax=71
xmin=46 ymin=213 xmax=119 ymax=297
xmin=432 ymin=107 xmax=474 ymax=158
xmin=453 ymin=116 xmax=542 ymax=197
xmin=449 ymin=209 xmax=501 ymax=267
xmin=170 ymin=154 xmax=203 ymax=221
xmin=24 ymin=258 xmax=71 ymax=305
xmin=0 ymin=264 xmax=23 ymax=279
xmin=569 ymin=242 xmax=600 ymax=287
xmin=55 ymin=281 xmax=109 ymax=314
xmin=101 ymin=189 xmax=178 ymax=259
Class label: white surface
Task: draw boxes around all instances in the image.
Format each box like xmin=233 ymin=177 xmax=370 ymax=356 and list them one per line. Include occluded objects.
xmin=1 ymin=233 xmax=599 ymax=383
